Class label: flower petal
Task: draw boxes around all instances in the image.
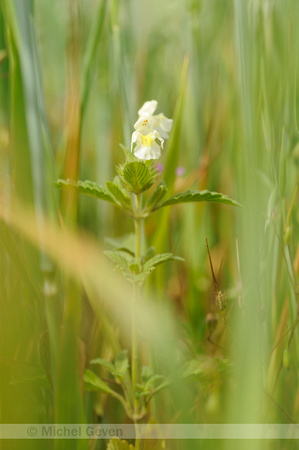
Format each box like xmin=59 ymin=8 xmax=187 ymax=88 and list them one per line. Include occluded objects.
xmin=134 ymin=141 xmax=161 ymax=160
xmin=152 ymin=114 xmax=173 ymax=139
xmin=134 ymin=116 xmax=155 ymax=134
xmin=138 ymin=100 xmax=158 ymax=117
xmin=152 ymin=129 xmax=164 ymax=149
xmin=131 ymin=130 xmax=138 ymax=151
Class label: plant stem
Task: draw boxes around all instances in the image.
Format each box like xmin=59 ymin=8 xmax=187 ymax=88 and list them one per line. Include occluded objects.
xmin=131 ymin=283 xmax=138 ymax=407
xmin=134 ymin=193 xmax=142 ymax=269
xmin=132 ymin=194 xmax=141 ymax=392
xmin=132 ymin=193 xmax=142 ymax=449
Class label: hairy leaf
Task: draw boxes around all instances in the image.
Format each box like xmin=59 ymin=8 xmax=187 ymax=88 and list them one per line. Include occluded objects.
xmin=56 ymin=179 xmax=117 ymax=205
xmin=106 ymin=181 xmax=132 ymax=209
xmin=143 ymin=253 xmax=184 ymax=272
xmin=117 ymin=161 xmax=157 ymax=194
xmin=104 ymin=250 xmax=132 ymax=269
xmin=104 ymin=250 xmax=153 ymax=283
xmin=145 ymin=181 xmax=168 ymax=210
xmin=152 ymin=190 xmax=242 ymax=210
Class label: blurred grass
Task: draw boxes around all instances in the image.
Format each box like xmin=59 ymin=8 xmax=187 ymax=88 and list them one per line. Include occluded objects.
xmin=0 ymin=0 xmax=299 ymax=449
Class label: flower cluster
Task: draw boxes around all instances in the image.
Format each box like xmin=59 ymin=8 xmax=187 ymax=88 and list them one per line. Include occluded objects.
xmin=131 ymin=100 xmax=173 ymax=161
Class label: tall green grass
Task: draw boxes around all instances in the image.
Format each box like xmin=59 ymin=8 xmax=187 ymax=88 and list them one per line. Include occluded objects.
xmin=0 ymin=1 xmax=298 ymax=449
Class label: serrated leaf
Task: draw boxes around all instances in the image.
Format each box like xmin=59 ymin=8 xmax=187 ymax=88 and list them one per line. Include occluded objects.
xmin=107 ymin=439 xmax=135 ymax=450
xmin=153 ymin=190 xmax=242 ymax=210
xmin=56 ymin=179 xmax=118 ymax=205
xmin=104 ymin=250 xmax=133 ymax=269
xmin=90 ymin=358 xmax=115 ymax=374
xmin=117 ymin=161 xmax=157 ymax=194
xmin=145 ymin=181 xmax=168 ymax=210
xmin=143 ymin=253 xmax=184 ymax=272
xmin=104 ymin=251 xmax=153 ymax=284
xmin=106 ymin=181 xmax=132 ymax=209
xmin=83 ymin=369 xmax=114 ymax=394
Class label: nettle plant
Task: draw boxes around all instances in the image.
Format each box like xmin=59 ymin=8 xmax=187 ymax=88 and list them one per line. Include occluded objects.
xmin=57 ymin=100 xmax=239 ymax=439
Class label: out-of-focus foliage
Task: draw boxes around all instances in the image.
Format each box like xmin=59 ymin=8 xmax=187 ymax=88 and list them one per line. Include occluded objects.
xmin=0 ymin=1 xmax=298 ymax=450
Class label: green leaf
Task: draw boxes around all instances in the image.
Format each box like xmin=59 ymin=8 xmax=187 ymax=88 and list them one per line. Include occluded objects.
xmin=56 ymin=179 xmax=118 ymax=205
xmin=141 ymin=366 xmax=164 ymax=391
xmin=135 ymin=388 xmax=150 ymax=399
xmin=106 ymin=181 xmax=132 ymax=210
xmin=103 ymin=250 xmax=132 ymax=268
xmin=149 ymin=371 xmax=177 ymax=397
xmin=90 ymin=358 xmax=115 ymax=374
xmin=152 ymin=190 xmax=242 ymax=210
xmin=141 ymin=247 xmax=156 ymax=264
xmin=129 ymin=262 xmax=140 ymax=275
xmin=91 ymin=352 xmax=130 ymax=383
xmin=145 ymin=181 xmax=168 ymax=210
xmin=119 ymin=144 xmax=138 ymax=162
xmin=114 ymin=350 xmax=129 ymax=380
xmin=129 ymin=270 xmax=153 ymax=284
xmin=104 ymin=250 xmax=156 ymax=284
xmin=143 ymin=253 xmax=184 ymax=272
xmin=105 ymin=234 xmax=136 ymax=258
xmin=104 ymin=256 xmax=131 ymax=279
xmin=117 ymin=161 xmax=158 ymax=194
xmin=144 ymin=374 xmax=165 ymax=389
xmin=107 ymin=439 xmax=135 ymax=450
xmin=83 ymin=369 xmax=114 ymax=394
xmin=104 ymin=250 xmax=152 ymax=283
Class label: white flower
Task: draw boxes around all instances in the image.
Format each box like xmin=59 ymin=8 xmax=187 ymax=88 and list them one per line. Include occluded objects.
xmin=134 ymin=113 xmax=173 ymax=140
xmin=131 ymin=130 xmax=164 ymax=160
xmin=150 ymin=113 xmax=173 ymax=139
xmin=138 ymin=100 xmax=158 ymax=117
xmin=131 ymin=100 xmax=173 ymax=160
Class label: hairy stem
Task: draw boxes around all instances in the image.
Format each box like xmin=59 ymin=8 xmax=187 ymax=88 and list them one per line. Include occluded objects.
xmin=132 ymin=193 xmax=142 ymax=448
